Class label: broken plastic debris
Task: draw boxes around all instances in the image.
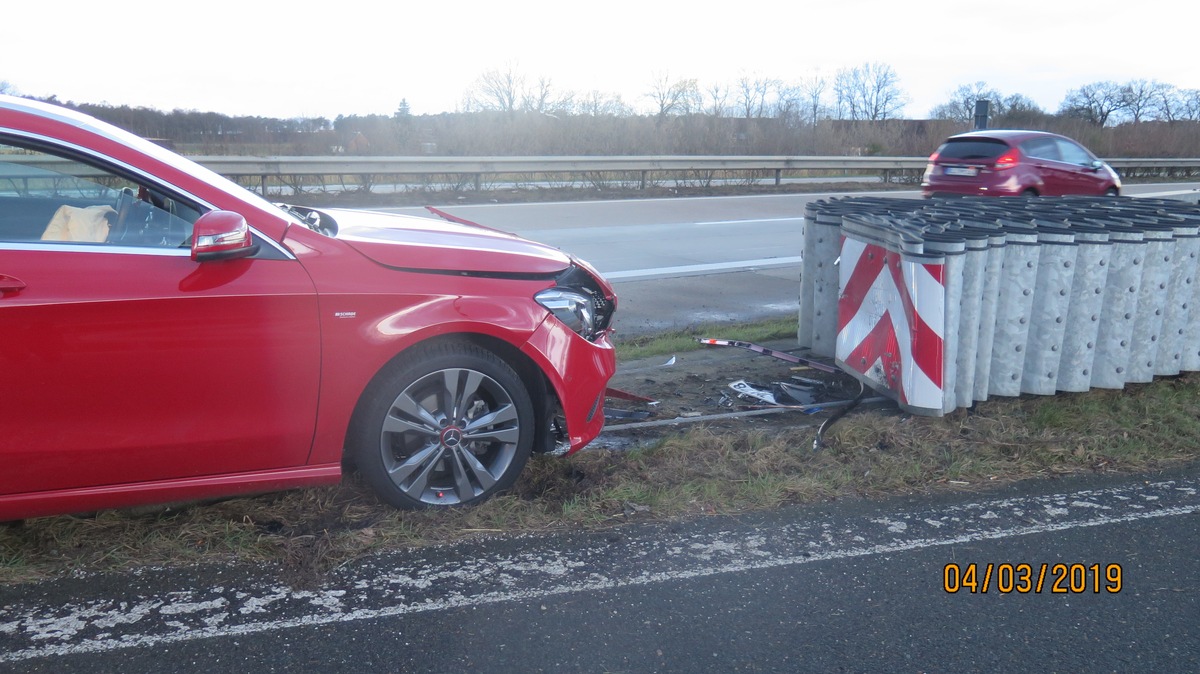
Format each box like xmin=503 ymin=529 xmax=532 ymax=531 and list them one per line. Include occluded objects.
xmin=775 ymin=382 xmax=817 ymax=405
xmin=729 ymin=380 xmax=778 ymax=405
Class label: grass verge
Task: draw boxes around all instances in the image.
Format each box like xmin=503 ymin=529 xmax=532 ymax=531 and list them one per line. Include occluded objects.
xmin=613 ymin=316 xmax=797 ymax=361
xmin=3 ymin=327 xmax=1200 ymax=587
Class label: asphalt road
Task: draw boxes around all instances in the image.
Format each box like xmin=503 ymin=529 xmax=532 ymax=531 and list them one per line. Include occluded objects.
xmin=377 ymin=184 xmax=1200 ymax=336
xmin=3 ymin=466 xmax=1197 ymax=672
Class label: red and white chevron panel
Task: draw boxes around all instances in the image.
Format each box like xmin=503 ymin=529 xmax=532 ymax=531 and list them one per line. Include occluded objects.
xmin=835 ymin=235 xmax=947 ymax=415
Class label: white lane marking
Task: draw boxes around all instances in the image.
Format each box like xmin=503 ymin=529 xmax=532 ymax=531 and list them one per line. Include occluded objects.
xmin=604 ymin=256 xmax=803 ymax=281
xmin=1 ymin=478 xmax=1197 ymax=663
xmin=1134 ymin=189 xmax=1200 ymax=198
xmin=693 ymin=217 xmax=803 ymax=225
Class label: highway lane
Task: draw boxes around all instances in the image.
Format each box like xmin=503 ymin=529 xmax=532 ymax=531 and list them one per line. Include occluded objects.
xmin=373 ymin=184 xmax=1200 ymax=335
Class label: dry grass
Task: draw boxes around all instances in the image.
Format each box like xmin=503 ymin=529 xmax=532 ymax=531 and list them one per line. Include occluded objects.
xmin=4 ymin=369 xmax=1199 ymax=587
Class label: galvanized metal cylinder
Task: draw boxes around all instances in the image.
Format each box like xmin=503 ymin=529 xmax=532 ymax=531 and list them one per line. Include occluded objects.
xmin=989 ymin=228 xmax=1040 ymax=398
xmin=1126 ymin=229 xmax=1173 ymax=383
xmin=1056 ymin=227 xmax=1110 ymax=392
xmin=1091 ymin=228 xmax=1145 ymax=389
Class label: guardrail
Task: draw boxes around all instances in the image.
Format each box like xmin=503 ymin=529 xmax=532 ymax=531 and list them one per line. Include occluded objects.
xmin=184 ymin=156 xmax=1200 ymax=195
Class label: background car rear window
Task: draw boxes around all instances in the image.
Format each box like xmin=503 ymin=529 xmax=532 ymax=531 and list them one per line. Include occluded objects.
xmin=936 ymin=139 xmax=1009 ymax=160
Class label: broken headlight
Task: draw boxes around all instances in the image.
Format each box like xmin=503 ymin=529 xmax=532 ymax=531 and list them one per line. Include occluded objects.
xmin=534 ymin=264 xmax=615 ymax=341
xmin=535 ymin=288 xmax=595 ymax=337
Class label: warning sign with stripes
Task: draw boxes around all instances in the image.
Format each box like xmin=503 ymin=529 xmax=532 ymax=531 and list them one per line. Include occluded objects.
xmin=835 ymin=235 xmax=946 ymax=414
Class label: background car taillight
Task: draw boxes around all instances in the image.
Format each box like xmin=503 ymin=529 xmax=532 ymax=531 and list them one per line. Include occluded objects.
xmin=994 ymin=148 xmax=1019 ymax=170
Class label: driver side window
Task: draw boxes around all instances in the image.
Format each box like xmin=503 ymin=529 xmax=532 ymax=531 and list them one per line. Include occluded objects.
xmin=0 ymin=141 xmax=200 ymax=248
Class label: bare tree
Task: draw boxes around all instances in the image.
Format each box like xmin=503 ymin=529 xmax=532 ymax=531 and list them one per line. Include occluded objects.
xmin=796 ymin=74 xmax=828 ymax=127
xmin=1150 ymin=84 xmax=1184 ymax=122
xmin=993 ymin=94 xmax=1048 ymax=127
xmin=522 ymin=77 xmax=557 ymax=113
xmin=705 ymin=82 xmax=730 ymax=117
xmin=646 ymin=73 xmax=700 ymax=118
xmin=0 ymin=80 xmax=14 ymax=96
xmin=736 ymin=75 xmax=777 ymax=118
xmin=1119 ymin=79 xmax=1171 ymax=123
xmin=574 ymin=90 xmax=630 ymax=116
xmin=929 ymin=81 xmax=1005 ymax=122
xmin=467 ymin=66 xmax=525 ymax=113
xmin=773 ymin=84 xmax=802 ymax=126
xmin=1178 ymin=89 xmax=1200 ymax=121
xmin=1059 ymin=81 xmax=1126 ymax=126
xmin=833 ymin=62 xmax=908 ymax=121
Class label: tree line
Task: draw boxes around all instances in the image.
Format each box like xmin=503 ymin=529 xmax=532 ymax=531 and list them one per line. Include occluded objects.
xmin=4 ymin=69 xmax=1200 ymax=158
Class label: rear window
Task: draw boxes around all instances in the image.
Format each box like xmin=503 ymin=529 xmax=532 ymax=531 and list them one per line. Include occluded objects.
xmin=935 ymin=138 xmax=1010 ymax=160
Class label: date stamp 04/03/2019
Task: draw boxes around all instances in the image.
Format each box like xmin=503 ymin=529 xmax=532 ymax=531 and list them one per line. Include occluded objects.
xmin=943 ymin=563 xmax=1123 ymax=594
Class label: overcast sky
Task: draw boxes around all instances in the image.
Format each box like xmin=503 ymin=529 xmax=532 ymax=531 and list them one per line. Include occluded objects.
xmin=4 ymin=1 xmax=1195 ymax=120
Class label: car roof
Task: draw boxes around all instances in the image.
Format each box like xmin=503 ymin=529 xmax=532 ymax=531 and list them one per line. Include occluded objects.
xmin=945 ymin=129 xmax=1062 ymax=143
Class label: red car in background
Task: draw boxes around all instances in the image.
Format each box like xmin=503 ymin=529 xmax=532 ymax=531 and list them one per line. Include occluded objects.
xmin=921 ymin=129 xmax=1121 ymax=198
xmin=0 ymin=95 xmax=617 ymax=520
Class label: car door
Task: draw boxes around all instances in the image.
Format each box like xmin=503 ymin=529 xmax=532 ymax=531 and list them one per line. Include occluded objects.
xmin=0 ymin=140 xmax=321 ymax=497
xmin=1020 ymin=137 xmax=1070 ymax=196
xmin=1054 ymin=138 xmax=1107 ymax=195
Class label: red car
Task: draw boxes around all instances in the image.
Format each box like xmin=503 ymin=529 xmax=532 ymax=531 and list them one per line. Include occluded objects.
xmin=0 ymin=95 xmax=617 ymax=520
xmin=921 ymin=129 xmax=1121 ymax=198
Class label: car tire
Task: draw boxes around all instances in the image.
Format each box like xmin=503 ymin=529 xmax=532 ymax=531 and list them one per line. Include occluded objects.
xmin=1021 ymin=189 xmax=1038 ymax=197
xmin=1105 ymin=187 xmax=1119 ymax=197
xmin=351 ymin=340 xmax=535 ymax=509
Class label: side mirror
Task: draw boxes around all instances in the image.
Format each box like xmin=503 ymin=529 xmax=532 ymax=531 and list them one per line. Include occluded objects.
xmin=191 ymin=210 xmax=259 ymax=262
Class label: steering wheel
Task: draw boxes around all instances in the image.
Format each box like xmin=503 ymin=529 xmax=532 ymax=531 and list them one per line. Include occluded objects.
xmin=110 ymin=187 xmax=138 ymax=242
xmin=112 ymin=186 xmax=184 ymax=246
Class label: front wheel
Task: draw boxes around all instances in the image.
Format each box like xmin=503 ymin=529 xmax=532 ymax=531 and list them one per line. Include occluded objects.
xmin=351 ymin=341 xmax=535 ymax=508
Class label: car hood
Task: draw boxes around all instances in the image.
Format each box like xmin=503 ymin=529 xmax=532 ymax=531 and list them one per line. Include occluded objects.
xmin=325 ymin=208 xmax=571 ymax=276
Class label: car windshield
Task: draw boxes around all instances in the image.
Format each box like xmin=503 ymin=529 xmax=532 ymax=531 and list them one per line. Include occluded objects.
xmin=937 ymin=138 xmax=1010 ymax=161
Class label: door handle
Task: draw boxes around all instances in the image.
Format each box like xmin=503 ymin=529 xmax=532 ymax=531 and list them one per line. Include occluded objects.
xmin=0 ymin=274 xmax=27 ymax=295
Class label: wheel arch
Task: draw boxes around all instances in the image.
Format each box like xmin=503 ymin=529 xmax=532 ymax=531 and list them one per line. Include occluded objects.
xmin=343 ymin=331 xmax=562 ymax=468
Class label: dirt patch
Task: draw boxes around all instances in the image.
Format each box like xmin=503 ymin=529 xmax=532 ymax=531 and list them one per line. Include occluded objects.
xmin=599 ymin=338 xmax=875 ymax=449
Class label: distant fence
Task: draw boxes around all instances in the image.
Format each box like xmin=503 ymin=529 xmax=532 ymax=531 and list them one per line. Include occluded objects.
xmin=187 ymin=156 xmax=1200 ymax=196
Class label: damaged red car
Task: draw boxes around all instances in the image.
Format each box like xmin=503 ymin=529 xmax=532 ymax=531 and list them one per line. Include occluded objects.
xmin=0 ymin=95 xmax=617 ymax=520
